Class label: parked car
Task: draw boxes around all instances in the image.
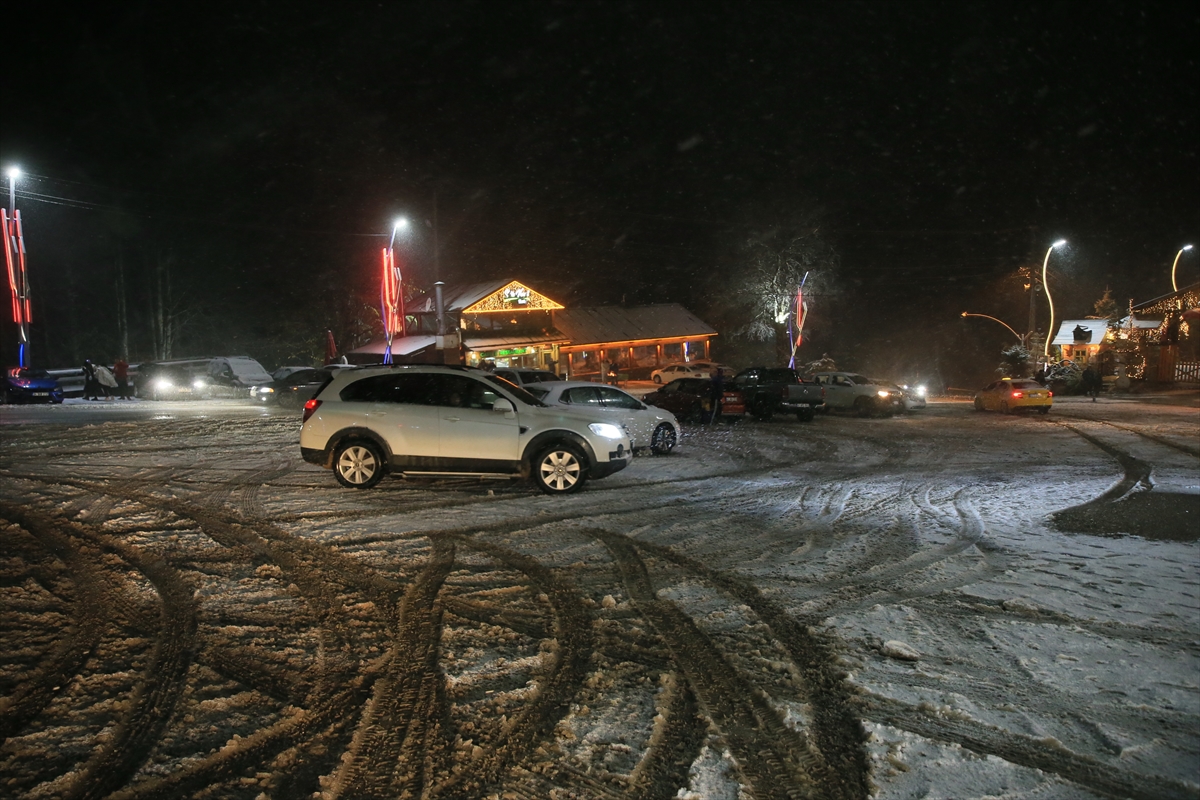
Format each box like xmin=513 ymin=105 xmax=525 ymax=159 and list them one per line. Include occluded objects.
xmin=2 ymin=367 xmax=64 ymax=404
xmin=974 ymin=378 xmax=1052 ymax=414
xmin=491 ymin=367 xmax=561 ymax=387
xmin=650 ymin=362 xmax=730 ymax=383
xmin=252 ymin=367 xmax=341 ymax=407
xmin=730 ymin=366 xmax=825 ymax=421
xmin=523 ymin=380 xmax=680 ymax=454
xmin=808 ymin=372 xmax=904 ymax=416
xmin=207 ymin=356 xmax=273 ymax=388
xmin=300 ymin=365 xmax=632 ymax=493
xmin=643 ymin=377 xmax=747 ymax=422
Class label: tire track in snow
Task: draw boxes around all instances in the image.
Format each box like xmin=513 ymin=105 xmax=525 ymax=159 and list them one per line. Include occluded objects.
xmin=860 ymin=692 xmax=1197 ymax=800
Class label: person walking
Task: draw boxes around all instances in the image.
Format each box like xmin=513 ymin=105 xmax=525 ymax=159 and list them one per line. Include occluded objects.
xmin=95 ymin=363 xmax=118 ymax=399
xmin=1082 ymin=365 xmax=1101 ymax=402
xmin=82 ymin=359 xmax=100 ymax=400
xmin=113 ymin=358 xmax=131 ymax=399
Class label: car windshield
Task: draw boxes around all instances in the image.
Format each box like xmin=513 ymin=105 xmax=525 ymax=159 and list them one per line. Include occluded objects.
xmin=1009 ymin=380 xmax=1042 ymax=389
xmin=484 ymin=374 xmax=547 ymax=406
xmin=524 ymin=386 xmax=551 ymax=400
xmin=846 ymin=374 xmax=871 ymax=384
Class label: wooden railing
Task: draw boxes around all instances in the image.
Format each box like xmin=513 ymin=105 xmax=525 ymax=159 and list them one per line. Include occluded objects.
xmin=1176 ymin=361 xmax=1200 ymax=384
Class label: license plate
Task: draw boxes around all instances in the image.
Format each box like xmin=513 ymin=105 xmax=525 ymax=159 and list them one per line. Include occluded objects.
xmin=33 ymin=392 xmax=48 ymax=396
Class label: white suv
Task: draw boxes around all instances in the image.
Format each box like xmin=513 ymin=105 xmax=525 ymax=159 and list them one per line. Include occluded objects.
xmin=299 ymin=365 xmax=632 ymax=493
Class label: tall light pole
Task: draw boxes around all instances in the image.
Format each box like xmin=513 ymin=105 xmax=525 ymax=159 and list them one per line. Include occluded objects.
xmin=961 ymin=312 xmax=1024 ymax=342
xmin=1172 ymin=245 xmax=1194 ymax=293
xmin=380 ymin=217 xmax=409 ymax=365
xmin=3 ymin=166 xmax=31 ymax=368
xmin=1041 ymin=239 xmax=1067 ymax=359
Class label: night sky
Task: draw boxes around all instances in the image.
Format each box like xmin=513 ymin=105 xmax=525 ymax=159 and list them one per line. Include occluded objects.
xmin=3 ymin=1 xmax=1197 ymax=385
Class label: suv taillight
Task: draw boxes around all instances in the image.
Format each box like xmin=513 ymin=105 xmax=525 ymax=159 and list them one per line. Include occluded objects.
xmin=302 ymin=398 xmax=322 ymax=423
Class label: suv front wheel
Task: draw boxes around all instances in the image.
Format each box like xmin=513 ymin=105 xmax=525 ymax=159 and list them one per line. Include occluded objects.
xmin=334 ymin=440 xmax=385 ymax=489
xmin=532 ymin=442 xmax=588 ymax=494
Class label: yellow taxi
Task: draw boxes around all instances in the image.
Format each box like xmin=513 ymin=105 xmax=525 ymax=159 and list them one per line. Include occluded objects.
xmin=973 ymin=378 xmax=1053 ymax=414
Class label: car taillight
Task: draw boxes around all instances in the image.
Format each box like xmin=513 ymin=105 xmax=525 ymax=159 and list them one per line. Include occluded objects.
xmin=1048 ymin=390 xmax=1054 ymax=397
xmin=1011 ymin=391 xmax=1023 ymax=398
xmin=302 ymin=398 xmax=322 ymax=423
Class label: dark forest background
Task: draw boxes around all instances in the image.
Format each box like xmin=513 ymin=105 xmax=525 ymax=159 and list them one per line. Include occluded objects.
xmin=2 ymin=2 xmax=1196 ymax=390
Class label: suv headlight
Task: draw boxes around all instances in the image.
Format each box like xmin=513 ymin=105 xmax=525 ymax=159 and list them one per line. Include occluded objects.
xmin=155 ymin=378 xmax=174 ymax=390
xmin=588 ymin=422 xmax=624 ymax=439
xmin=877 ymin=390 xmax=891 ymax=398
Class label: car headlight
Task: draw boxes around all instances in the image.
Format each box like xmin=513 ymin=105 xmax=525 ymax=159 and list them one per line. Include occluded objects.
xmin=915 ymin=385 xmax=927 ymax=397
xmin=588 ymin=422 xmax=625 ymax=439
xmin=193 ymin=378 xmax=207 ymax=388
xmin=877 ymin=390 xmax=890 ymax=398
xmin=155 ymin=378 xmax=174 ymax=390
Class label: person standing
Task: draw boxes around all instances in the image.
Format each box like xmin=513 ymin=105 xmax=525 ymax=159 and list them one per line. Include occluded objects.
xmin=113 ymin=358 xmax=131 ymax=399
xmin=1082 ymin=365 xmax=1101 ymax=402
xmin=82 ymin=359 xmax=100 ymax=400
xmin=708 ymin=367 xmax=725 ymax=424
xmin=94 ymin=363 xmax=117 ymax=399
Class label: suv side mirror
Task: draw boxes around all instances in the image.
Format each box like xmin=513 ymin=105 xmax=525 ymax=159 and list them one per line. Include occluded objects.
xmin=492 ymin=398 xmax=515 ymax=414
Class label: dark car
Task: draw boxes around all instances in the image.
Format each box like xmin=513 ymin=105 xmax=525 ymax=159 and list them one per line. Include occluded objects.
xmin=491 ymin=368 xmax=561 ymax=387
xmin=136 ymin=362 xmax=211 ymax=401
xmin=251 ymin=368 xmax=339 ymax=408
xmin=2 ymin=367 xmax=64 ymax=404
xmin=643 ymin=377 xmax=746 ymax=422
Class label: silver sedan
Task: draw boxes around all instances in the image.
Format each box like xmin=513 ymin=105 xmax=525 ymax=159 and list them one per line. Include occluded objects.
xmin=523 ymin=381 xmax=681 ymax=454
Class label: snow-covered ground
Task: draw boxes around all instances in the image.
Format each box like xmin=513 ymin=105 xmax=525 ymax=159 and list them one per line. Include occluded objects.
xmin=0 ymin=394 xmax=1196 ymax=799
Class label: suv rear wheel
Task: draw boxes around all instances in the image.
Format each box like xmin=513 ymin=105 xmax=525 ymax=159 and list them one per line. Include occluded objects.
xmin=532 ymin=442 xmax=588 ymax=494
xmin=334 ymin=440 xmax=385 ymax=489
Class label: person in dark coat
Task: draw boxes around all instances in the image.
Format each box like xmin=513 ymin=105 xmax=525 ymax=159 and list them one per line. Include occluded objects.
xmin=1081 ymin=365 xmax=1102 ymax=401
xmin=707 ymin=367 xmax=725 ymax=424
xmin=82 ymin=359 xmax=100 ymax=400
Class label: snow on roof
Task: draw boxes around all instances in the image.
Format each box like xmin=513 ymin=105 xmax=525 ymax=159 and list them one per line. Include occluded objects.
xmin=1052 ymin=320 xmax=1108 ymax=345
xmin=553 ymin=304 xmax=716 ymax=346
xmin=1115 ymin=315 xmax=1162 ymax=330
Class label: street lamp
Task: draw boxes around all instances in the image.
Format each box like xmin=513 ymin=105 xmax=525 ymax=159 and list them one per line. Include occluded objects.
xmin=1042 ymin=239 xmax=1067 ymax=358
xmin=5 ymin=166 xmax=17 ymax=215
xmin=961 ymin=312 xmax=1024 ymax=342
xmin=381 ymin=217 xmax=410 ymax=365
xmin=1172 ymin=245 xmax=1194 ymax=293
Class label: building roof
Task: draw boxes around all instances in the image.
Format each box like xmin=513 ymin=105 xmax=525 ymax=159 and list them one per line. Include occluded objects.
xmin=407 ymin=280 xmax=565 ymax=314
xmin=1133 ymin=281 xmax=1200 ymax=313
xmin=553 ymin=304 xmax=716 ymax=347
xmin=1052 ymin=320 xmax=1109 ymax=346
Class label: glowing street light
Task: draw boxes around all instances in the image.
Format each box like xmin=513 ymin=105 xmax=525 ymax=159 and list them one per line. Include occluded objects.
xmin=5 ymin=166 xmax=18 ymax=215
xmin=1041 ymin=239 xmax=1067 ymax=358
xmin=961 ymin=312 xmax=1024 ymax=342
xmin=1172 ymin=244 xmax=1194 ymax=293
xmin=381 ymin=217 xmax=411 ymax=365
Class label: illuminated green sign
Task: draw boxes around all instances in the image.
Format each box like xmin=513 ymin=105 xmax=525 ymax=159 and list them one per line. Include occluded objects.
xmin=495 ymin=347 xmax=531 ymax=356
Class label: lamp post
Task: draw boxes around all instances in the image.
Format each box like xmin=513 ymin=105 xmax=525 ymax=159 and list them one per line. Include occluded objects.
xmin=3 ymin=166 xmax=31 ymax=368
xmin=961 ymin=312 xmax=1024 ymax=342
xmin=380 ymin=217 xmax=410 ymax=365
xmin=1041 ymin=239 xmax=1067 ymax=359
xmin=1172 ymin=245 xmax=1194 ymax=293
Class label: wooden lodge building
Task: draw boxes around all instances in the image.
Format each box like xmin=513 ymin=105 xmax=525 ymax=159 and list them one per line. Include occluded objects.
xmin=346 ymin=280 xmax=718 ymax=378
